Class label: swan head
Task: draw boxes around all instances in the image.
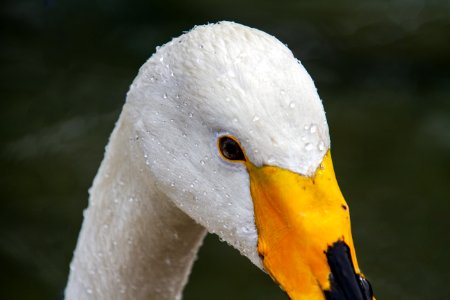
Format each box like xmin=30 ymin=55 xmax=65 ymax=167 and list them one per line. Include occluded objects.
xmin=125 ymin=21 xmax=373 ymax=300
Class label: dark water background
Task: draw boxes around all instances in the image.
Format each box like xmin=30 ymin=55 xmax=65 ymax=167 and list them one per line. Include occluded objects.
xmin=1 ymin=0 xmax=449 ymax=299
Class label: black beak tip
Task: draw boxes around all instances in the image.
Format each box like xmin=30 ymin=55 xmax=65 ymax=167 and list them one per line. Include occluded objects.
xmin=323 ymin=241 xmax=374 ymax=300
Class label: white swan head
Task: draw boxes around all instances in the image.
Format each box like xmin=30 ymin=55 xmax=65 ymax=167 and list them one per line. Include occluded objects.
xmin=125 ymin=21 xmax=373 ymax=299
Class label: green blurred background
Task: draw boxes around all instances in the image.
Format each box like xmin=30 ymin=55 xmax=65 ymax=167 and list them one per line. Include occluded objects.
xmin=1 ymin=0 xmax=449 ymax=299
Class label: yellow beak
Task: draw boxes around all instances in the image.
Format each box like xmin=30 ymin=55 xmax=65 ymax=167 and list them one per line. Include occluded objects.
xmin=246 ymin=151 xmax=374 ymax=300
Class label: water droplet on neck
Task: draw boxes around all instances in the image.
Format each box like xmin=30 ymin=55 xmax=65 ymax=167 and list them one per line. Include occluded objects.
xmin=289 ymin=102 xmax=296 ymax=108
xmin=305 ymin=143 xmax=314 ymax=151
xmin=252 ymin=115 xmax=260 ymax=122
xmin=310 ymin=124 xmax=317 ymax=134
xmin=280 ymin=89 xmax=286 ymax=95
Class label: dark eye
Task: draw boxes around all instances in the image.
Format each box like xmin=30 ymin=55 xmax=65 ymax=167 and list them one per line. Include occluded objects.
xmin=218 ymin=136 xmax=246 ymax=162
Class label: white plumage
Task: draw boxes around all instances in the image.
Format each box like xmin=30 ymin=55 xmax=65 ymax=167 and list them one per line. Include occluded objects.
xmin=66 ymin=21 xmax=329 ymax=299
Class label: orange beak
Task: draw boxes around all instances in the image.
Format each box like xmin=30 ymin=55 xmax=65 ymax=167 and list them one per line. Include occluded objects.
xmin=246 ymin=151 xmax=374 ymax=300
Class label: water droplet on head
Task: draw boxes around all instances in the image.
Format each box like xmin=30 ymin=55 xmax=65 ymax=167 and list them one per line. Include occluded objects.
xmin=305 ymin=143 xmax=314 ymax=151
xmin=86 ymin=288 xmax=93 ymax=295
xmin=200 ymin=160 xmax=205 ymax=166
xmin=318 ymin=141 xmax=325 ymax=151
xmin=163 ymin=93 xmax=167 ymax=99
xmin=310 ymin=124 xmax=317 ymax=134
xmin=289 ymin=102 xmax=296 ymax=108
xmin=280 ymin=89 xmax=286 ymax=95
xmin=252 ymin=115 xmax=260 ymax=122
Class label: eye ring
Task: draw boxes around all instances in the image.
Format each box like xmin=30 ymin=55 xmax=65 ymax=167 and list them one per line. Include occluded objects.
xmin=217 ymin=135 xmax=246 ymax=162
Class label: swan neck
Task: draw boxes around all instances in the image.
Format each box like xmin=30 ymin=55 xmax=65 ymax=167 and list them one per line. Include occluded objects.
xmin=65 ymin=110 xmax=206 ymax=299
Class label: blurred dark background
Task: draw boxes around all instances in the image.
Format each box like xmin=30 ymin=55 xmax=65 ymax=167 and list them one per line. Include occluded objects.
xmin=1 ymin=0 xmax=449 ymax=299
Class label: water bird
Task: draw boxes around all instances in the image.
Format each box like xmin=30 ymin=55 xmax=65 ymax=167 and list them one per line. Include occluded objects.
xmin=65 ymin=21 xmax=374 ymax=300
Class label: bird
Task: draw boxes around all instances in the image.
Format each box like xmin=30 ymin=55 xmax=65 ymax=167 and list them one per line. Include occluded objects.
xmin=65 ymin=21 xmax=374 ymax=300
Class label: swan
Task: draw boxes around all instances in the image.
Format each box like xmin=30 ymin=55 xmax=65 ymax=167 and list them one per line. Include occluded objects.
xmin=65 ymin=21 xmax=374 ymax=300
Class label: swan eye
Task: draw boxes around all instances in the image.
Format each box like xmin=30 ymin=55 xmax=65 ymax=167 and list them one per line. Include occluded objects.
xmin=218 ymin=136 xmax=246 ymax=162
